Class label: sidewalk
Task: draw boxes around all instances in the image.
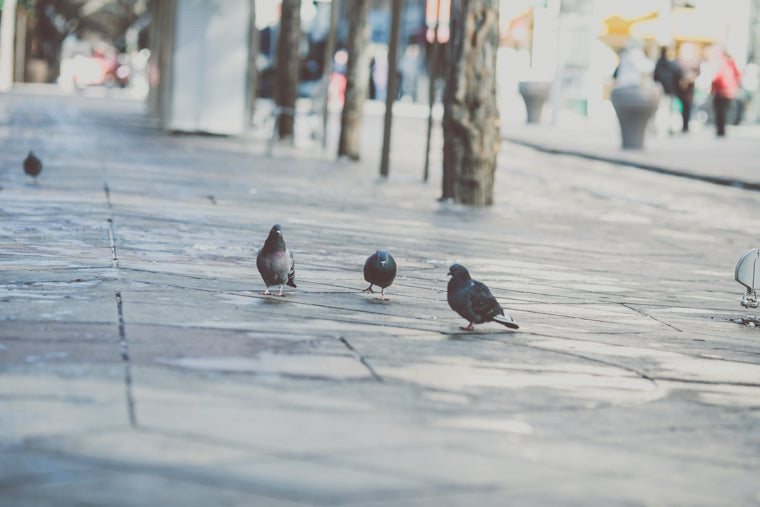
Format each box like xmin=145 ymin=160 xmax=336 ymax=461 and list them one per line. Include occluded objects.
xmin=1 ymin=86 xmax=760 ymax=506
xmin=500 ymin=104 xmax=760 ymax=189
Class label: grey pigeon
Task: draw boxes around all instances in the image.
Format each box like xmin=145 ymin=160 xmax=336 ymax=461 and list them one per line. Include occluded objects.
xmin=363 ymin=249 xmax=397 ymax=300
xmin=256 ymin=224 xmax=296 ymax=296
xmin=447 ymin=264 xmax=519 ymax=331
xmin=23 ymin=151 xmax=42 ymax=183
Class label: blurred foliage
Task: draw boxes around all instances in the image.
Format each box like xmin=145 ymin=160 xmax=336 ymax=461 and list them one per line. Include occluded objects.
xmin=24 ymin=0 xmax=147 ymax=44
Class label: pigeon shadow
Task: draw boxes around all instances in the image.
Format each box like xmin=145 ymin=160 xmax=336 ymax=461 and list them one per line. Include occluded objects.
xmin=257 ymin=294 xmax=293 ymax=304
xmin=444 ymin=329 xmax=518 ymax=340
xmin=363 ymin=296 xmax=392 ymax=305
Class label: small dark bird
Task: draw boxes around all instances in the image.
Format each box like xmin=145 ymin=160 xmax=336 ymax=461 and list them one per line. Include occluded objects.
xmin=256 ymin=224 xmax=296 ymax=296
xmin=447 ymin=264 xmax=519 ymax=331
xmin=23 ymin=151 xmax=42 ymax=183
xmin=363 ymin=249 xmax=397 ymax=300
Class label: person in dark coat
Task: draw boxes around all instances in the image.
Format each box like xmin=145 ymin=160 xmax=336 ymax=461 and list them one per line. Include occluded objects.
xmin=653 ymin=46 xmax=681 ymax=135
xmin=674 ymin=42 xmax=701 ymax=133
xmin=676 ymin=64 xmax=697 ymax=132
xmin=654 ymin=46 xmax=680 ymax=96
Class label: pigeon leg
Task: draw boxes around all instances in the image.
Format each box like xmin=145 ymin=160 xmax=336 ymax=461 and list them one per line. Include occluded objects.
xmin=362 ymin=284 xmax=375 ymax=294
xmin=276 ymin=284 xmax=285 ymax=296
xmin=460 ymin=322 xmax=475 ymax=331
xmin=260 ymin=288 xmax=271 ymax=295
xmin=378 ymin=288 xmax=388 ymax=300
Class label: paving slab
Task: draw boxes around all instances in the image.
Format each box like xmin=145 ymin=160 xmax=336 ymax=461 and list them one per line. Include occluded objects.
xmin=1 ymin=86 xmax=760 ymax=505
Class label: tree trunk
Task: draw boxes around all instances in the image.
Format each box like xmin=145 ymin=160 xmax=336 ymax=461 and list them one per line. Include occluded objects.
xmin=275 ymin=0 xmax=301 ymax=140
xmin=338 ymin=0 xmax=370 ymax=160
xmin=441 ymin=0 xmax=500 ymax=206
xmin=246 ymin=0 xmax=258 ymax=127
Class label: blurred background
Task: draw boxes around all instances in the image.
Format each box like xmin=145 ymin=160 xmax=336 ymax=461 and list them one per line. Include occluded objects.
xmin=0 ymin=0 xmax=758 ymax=134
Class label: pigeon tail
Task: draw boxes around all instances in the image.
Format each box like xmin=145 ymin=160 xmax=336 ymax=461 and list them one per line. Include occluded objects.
xmin=493 ymin=314 xmax=519 ymax=330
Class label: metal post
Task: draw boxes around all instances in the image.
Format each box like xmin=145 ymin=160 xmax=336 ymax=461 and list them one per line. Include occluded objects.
xmin=423 ymin=0 xmax=442 ymax=182
xmin=380 ymin=0 xmax=403 ymax=178
xmin=321 ymin=0 xmax=340 ymax=149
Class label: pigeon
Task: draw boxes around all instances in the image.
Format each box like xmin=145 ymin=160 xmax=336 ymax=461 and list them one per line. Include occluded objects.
xmin=447 ymin=264 xmax=519 ymax=331
xmin=363 ymin=249 xmax=397 ymax=300
xmin=256 ymin=224 xmax=296 ymax=296
xmin=23 ymin=151 xmax=42 ymax=183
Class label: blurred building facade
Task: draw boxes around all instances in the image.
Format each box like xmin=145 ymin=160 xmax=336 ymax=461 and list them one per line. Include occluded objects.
xmin=501 ymin=0 xmax=760 ymax=124
xmin=2 ymin=0 xmax=759 ymax=127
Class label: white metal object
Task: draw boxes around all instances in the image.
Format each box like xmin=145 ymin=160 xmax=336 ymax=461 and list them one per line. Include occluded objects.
xmin=168 ymin=0 xmax=251 ymax=135
xmin=735 ymin=249 xmax=760 ymax=308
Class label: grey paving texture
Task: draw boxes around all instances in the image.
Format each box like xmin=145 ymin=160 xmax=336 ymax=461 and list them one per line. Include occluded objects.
xmin=1 ymin=86 xmax=760 ymax=506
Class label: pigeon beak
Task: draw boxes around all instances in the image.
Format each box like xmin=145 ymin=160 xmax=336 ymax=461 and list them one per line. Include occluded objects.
xmin=447 ymin=270 xmax=452 ymax=276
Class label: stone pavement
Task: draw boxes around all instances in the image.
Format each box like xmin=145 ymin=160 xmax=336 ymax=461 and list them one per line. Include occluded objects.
xmin=1 ymin=85 xmax=760 ymax=506
xmin=500 ymin=103 xmax=760 ymax=190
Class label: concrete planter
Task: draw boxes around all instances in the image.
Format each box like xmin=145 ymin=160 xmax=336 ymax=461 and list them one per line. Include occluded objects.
xmin=518 ymin=81 xmax=551 ymax=124
xmin=610 ymin=85 xmax=660 ymax=149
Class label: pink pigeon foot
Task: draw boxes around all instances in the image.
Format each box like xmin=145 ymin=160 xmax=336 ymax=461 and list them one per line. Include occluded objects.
xmin=460 ymin=323 xmax=474 ymax=331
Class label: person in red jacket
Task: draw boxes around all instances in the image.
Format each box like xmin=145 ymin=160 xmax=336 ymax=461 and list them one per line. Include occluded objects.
xmin=711 ymin=49 xmax=742 ymax=136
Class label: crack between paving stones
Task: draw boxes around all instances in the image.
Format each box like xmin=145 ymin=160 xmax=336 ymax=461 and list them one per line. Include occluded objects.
xmin=107 ymin=219 xmax=118 ymax=268
xmin=621 ymin=302 xmax=683 ymax=332
xmin=471 ymin=335 xmax=659 ymax=387
xmin=338 ymin=336 xmax=383 ymax=382
xmin=655 ymin=377 xmax=760 ymax=388
xmin=105 ymin=182 xmax=137 ymax=427
xmin=115 ymin=291 xmax=138 ymax=428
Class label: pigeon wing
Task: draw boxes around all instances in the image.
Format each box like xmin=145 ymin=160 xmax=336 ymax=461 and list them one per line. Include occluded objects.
xmin=363 ymin=252 xmax=377 ymax=284
xmin=286 ymin=249 xmax=297 ymax=287
xmin=469 ymin=280 xmax=504 ymax=322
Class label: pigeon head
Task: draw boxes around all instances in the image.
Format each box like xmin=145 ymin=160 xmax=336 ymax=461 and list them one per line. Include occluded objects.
xmin=263 ymin=224 xmax=286 ymax=251
xmin=447 ymin=264 xmax=471 ymax=279
xmin=376 ymin=249 xmax=388 ymax=265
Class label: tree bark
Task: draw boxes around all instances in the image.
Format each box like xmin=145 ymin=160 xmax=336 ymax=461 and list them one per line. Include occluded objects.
xmin=246 ymin=0 xmax=258 ymax=127
xmin=274 ymin=0 xmax=301 ymax=140
xmin=442 ymin=0 xmax=500 ymax=206
xmin=338 ymin=0 xmax=370 ymax=160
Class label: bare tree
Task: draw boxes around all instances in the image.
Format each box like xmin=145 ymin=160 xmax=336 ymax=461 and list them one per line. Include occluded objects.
xmin=337 ymin=0 xmax=370 ymax=160
xmin=247 ymin=0 xmax=258 ymax=126
xmin=441 ymin=0 xmax=500 ymax=206
xmin=275 ymin=0 xmax=301 ymax=140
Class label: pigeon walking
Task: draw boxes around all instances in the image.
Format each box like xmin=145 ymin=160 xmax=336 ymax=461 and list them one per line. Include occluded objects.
xmin=447 ymin=264 xmax=519 ymax=331
xmin=23 ymin=151 xmax=42 ymax=184
xmin=256 ymin=224 xmax=296 ymax=296
xmin=363 ymin=249 xmax=396 ymax=300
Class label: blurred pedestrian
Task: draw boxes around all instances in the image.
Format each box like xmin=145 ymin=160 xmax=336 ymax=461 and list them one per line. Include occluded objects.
xmin=370 ymin=46 xmax=388 ymax=101
xmin=711 ymin=48 xmax=741 ymax=137
xmin=614 ymin=39 xmax=653 ymax=88
xmin=399 ymin=44 xmax=423 ymax=102
xmin=653 ymin=46 xmax=680 ymax=135
xmin=675 ymin=43 xmax=700 ymax=133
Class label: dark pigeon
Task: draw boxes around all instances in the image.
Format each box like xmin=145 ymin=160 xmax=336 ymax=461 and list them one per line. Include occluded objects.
xmin=23 ymin=151 xmax=42 ymax=183
xmin=363 ymin=249 xmax=397 ymax=300
xmin=447 ymin=264 xmax=519 ymax=331
xmin=256 ymin=224 xmax=296 ymax=296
